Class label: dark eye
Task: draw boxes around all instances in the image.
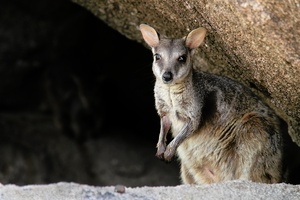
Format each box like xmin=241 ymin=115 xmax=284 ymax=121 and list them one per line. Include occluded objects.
xmin=154 ymin=53 xmax=161 ymax=61
xmin=178 ymin=55 xmax=187 ymax=63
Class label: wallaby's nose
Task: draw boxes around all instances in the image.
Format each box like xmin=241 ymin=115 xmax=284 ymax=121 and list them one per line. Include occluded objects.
xmin=162 ymin=71 xmax=173 ymax=83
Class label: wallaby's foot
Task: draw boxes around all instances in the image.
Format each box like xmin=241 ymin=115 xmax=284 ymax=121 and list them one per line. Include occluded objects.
xmin=156 ymin=143 xmax=166 ymax=160
xmin=163 ymin=144 xmax=176 ymax=162
xmin=156 ymin=143 xmax=176 ymax=162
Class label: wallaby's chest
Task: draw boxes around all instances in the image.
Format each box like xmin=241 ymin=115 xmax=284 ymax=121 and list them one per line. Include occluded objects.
xmin=154 ymin=82 xmax=197 ymax=135
xmin=155 ymin=83 xmax=191 ymax=113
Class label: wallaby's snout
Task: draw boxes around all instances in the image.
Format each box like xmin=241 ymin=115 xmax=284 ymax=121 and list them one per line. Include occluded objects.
xmin=162 ymin=71 xmax=173 ymax=84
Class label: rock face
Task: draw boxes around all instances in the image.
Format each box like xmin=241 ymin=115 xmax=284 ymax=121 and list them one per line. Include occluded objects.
xmin=0 ymin=181 xmax=300 ymax=200
xmin=72 ymin=0 xmax=300 ymax=146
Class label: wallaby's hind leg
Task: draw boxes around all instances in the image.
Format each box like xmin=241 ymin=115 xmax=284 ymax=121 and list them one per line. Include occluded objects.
xmin=238 ymin=112 xmax=283 ymax=183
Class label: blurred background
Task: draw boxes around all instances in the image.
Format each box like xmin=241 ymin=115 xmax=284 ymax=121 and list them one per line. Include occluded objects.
xmin=0 ymin=0 xmax=180 ymax=186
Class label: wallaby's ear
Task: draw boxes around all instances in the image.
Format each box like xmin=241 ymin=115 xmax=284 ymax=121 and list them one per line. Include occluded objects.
xmin=185 ymin=27 xmax=207 ymax=49
xmin=140 ymin=24 xmax=160 ymax=48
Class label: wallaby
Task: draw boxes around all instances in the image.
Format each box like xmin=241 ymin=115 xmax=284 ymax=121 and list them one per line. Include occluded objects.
xmin=140 ymin=24 xmax=286 ymax=184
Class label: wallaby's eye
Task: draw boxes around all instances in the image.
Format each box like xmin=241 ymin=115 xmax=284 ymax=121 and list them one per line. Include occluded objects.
xmin=154 ymin=53 xmax=161 ymax=61
xmin=178 ymin=55 xmax=187 ymax=63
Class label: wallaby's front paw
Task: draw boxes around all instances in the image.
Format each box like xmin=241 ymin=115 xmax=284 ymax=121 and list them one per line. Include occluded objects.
xmin=164 ymin=145 xmax=176 ymax=162
xmin=156 ymin=144 xmax=166 ymax=160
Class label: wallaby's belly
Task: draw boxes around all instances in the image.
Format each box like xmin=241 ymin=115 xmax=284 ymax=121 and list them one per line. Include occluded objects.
xmin=177 ymin=131 xmax=240 ymax=184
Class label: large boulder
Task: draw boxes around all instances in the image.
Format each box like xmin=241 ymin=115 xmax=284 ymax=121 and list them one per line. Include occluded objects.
xmin=72 ymin=0 xmax=300 ymax=146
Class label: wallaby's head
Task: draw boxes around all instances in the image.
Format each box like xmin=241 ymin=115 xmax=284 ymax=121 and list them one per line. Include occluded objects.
xmin=140 ymin=24 xmax=206 ymax=85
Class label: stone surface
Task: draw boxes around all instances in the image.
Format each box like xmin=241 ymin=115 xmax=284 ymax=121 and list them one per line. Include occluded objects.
xmin=72 ymin=0 xmax=300 ymax=146
xmin=0 ymin=181 xmax=300 ymax=200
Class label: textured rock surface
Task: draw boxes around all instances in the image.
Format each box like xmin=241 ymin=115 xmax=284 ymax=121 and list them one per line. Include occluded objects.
xmin=72 ymin=0 xmax=300 ymax=146
xmin=0 ymin=181 xmax=300 ymax=200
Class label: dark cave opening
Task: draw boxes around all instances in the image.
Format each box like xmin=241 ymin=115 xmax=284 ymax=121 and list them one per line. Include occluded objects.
xmin=0 ymin=0 xmax=180 ymax=186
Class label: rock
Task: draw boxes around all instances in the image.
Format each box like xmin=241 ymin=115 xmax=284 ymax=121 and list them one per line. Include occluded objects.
xmin=114 ymin=184 xmax=126 ymax=193
xmin=71 ymin=0 xmax=300 ymax=146
xmin=0 ymin=181 xmax=300 ymax=200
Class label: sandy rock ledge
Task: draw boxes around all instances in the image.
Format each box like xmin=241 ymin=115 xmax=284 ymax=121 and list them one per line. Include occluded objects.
xmin=0 ymin=181 xmax=299 ymax=200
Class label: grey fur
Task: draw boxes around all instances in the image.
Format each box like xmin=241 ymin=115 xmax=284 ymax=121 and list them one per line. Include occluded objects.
xmin=140 ymin=24 xmax=285 ymax=184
